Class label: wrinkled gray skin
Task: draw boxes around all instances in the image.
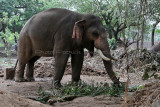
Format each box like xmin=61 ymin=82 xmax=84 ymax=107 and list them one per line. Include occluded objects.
xmin=151 ymin=42 xmax=160 ymax=53
xmin=15 ymin=8 xmax=119 ymax=86
xmin=151 ymin=42 xmax=160 ymax=63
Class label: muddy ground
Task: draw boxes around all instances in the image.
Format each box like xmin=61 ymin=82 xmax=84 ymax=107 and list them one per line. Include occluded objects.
xmin=0 ymin=48 xmax=160 ymax=107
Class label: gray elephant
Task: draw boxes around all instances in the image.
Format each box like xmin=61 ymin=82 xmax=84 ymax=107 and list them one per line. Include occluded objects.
xmin=151 ymin=41 xmax=160 ymax=63
xmin=151 ymin=42 xmax=160 ymax=53
xmin=15 ymin=8 xmax=119 ymax=86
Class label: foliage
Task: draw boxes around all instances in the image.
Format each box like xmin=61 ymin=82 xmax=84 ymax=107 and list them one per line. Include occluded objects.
xmin=0 ymin=28 xmax=18 ymax=46
xmin=0 ymin=12 xmax=19 ymax=48
xmin=156 ymin=29 xmax=160 ymax=34
xmin=37 ymin=81 xmax=125 ymax=104
xmin=128 ymin=85 xmax=144 ymax=92
xmin=147 ymin=0 xmax=160 ymax=22
xmin=0 ymin=0 xmax=160 ymax=49
xmin=0 ymin=0 xmax=53 ymax=49
xmin=108 ymin=38 xmax=117 ymax=50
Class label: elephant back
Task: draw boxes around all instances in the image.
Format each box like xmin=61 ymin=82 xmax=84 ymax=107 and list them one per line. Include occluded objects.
xmin=151 ymin=41 xmax=160 ymax=53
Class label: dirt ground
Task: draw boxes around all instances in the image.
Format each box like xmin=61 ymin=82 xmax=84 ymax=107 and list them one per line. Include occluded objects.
xmin=0 ymin=89 xmax=49 ymax=107
xmin=0 ymin=48 xmax=160 ymax=107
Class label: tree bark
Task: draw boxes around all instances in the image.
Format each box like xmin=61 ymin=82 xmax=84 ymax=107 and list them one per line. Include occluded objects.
xmin=140 ymin=0 xmax=146 ymax=49
xmin=0 ymin=22 xmax=8 ymax=48
xmin=151 ymin=21 xmax=159 ymax=46
xmin=13 ymin=20 xmax=17 ymax=43
xmin=137 ymin=0 xmax=143 ymax=50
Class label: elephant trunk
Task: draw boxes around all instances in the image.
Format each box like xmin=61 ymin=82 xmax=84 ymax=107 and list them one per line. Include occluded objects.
xmin=103 ymin=58 xmax=120 ymax=84
xmin=100 ymin=49 xmax=119 ymax=84
xmin=94 ymin=33 xmax=119 ymax=84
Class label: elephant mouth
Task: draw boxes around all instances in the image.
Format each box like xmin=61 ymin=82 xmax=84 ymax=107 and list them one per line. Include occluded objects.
xmin=97 ymin=49 xmax=117 ymax=61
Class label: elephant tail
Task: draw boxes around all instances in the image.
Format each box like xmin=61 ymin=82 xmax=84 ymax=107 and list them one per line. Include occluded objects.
xmin=14 ymin=59 xmax=18 ymax=70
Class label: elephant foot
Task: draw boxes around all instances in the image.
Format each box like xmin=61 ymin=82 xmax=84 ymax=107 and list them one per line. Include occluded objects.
xmin=25 ymin=78 xmax=35 ymax=82
xmin=71 ymin=81 xmax=81 ymax=86
xmin=15 ymin=77 xmax=26 ymax=82
xmin=53 ymin=80 xmax=62 ymax=89
xmin=54 ymin=83 xmax=62 ymax=89
xmin=72 ymin=79 xmax=81 ymax=85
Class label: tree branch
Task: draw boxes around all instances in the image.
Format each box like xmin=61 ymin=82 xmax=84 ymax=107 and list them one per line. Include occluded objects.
xmin=14 ymin=6 xmax=27 ymax=8
xmin=118 ymin=23 xmax=127 ymax=31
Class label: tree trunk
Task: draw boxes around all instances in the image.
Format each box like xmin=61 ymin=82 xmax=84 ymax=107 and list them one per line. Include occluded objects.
xmin=114 ymin=32 xmax=119 ymax=41
xmin=151 ymin=25 xmax=155 ymax=46
xmin=13 ymin=12 xmax=18 ymax=43
xmin=151 ymin=21 xmax=159 ymax=46
xmin=13 ymin=20 xmax=17 ymax=43
xmin=141 ymin=0 xmax=146 ymax=49
xmin=137 ymin=0 xmax=142 ymax=50
xmin=0 ymin=22 xmax=8 ymax=48
xmin=141 ymin=18 xmax=145 ymax=49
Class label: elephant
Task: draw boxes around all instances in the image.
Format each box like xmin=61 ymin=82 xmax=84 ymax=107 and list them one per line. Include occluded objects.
xmin=15 ymin=8 xmax=120 ymax=86
xmin=151 ymin=42 xmax=160 ymax=54
xmin=151 ymin=41 xmax=160 ymax=63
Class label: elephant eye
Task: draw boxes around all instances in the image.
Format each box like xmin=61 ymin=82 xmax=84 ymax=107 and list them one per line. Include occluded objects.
xmin=92 ymin=31 xmax=99 ymax=38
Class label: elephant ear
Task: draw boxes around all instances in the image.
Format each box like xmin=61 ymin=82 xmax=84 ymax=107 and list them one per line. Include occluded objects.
xmin=72 ymin=20 xmax=86 ymax=40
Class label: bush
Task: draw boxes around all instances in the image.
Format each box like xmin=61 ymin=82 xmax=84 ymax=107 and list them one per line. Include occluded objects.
xmin=108 ymin=38 xmax=117 ymax=50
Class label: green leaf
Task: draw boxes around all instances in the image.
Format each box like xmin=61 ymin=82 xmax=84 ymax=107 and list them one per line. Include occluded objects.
xmin=156 ymin=29 xmax=160 ymax=33
xmin=142 ymin=72 xmax=149 ymax=80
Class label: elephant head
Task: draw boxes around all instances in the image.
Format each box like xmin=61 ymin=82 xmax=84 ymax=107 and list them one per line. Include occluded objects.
xmin=72 ymin=14 xmax=120 ymax=84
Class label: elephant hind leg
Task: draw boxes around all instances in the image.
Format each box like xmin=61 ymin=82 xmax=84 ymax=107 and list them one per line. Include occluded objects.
xmin=25 ymin=56 xmax=40 ymax=82
xmin=15 ymin=35 xmax=34 ymax=82
xmin=15 ymin=61 xmax=26 ymax=82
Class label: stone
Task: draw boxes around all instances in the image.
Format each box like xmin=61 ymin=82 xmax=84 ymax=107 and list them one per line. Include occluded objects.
xmin=4 ymin=68 xmax=15 ymax=80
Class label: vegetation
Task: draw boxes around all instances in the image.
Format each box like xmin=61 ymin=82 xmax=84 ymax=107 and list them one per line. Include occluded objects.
xmin=108 ymin=38 xmax=117 ymax=50
xmin=0 ymin=0 xmax=160 ymax=50
xmin=37 ymin=80 xmax=147 ymax=104
xmin=37 ymin=81 xmax=125 ymax=104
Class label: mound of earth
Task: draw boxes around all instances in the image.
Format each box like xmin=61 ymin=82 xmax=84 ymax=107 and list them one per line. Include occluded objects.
xmin=112 ymin=48 xmax=160 ymax=73
xmin=0 ymin=89 xmax=49 ymax=107
xmin=34 ymin=48 xmax=160 ymax=83
xmin=34 ymin=55 xmax=107 ymax=78
xmin=128 ymin=81 xmax=160 ymax=106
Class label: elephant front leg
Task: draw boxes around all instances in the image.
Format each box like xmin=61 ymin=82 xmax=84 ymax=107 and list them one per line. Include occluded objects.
xmin=71 ymin=50 xmax=84 ymax=83
xmin=54 ymin=52 xmax=69 ymax=87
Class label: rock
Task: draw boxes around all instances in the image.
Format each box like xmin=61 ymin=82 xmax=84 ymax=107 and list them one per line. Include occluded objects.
xmin=47 ymin=99 xmax=56 ymax=105
xmin=0 ymin=74 xmax=3 ymax=77
xmin=0 ymin=52 xmax=7 ymax=57
xmin=10 ymin=51 xmax=17 ymax=57
xmin=3 ymin=68 xmax=15 ymax=80
xmin=0 ymin=69 xmax=4 ymax=77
